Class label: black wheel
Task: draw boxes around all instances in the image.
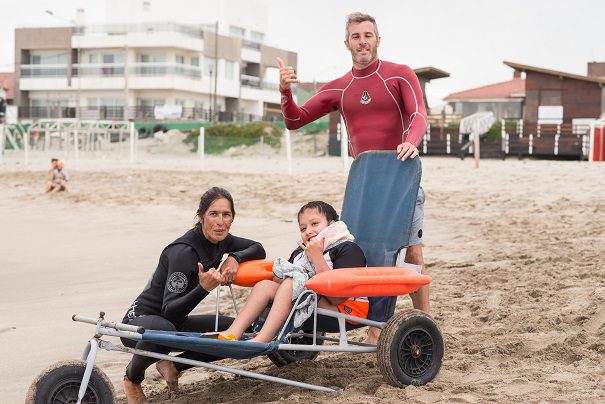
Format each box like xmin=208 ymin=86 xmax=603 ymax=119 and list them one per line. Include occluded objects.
xmin=268 ymin=331 xmax=324 ymax=367
xmin=26 ymin=360 xmax=115 ymax=404
xmin=377 ymin=309 xmax=443 ymax=387
xmin=152 ymin=124 xmax=168 ymax=134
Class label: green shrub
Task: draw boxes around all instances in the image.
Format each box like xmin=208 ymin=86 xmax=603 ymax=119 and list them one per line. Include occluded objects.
xmin=185 ymin=122 xmax=282 ymax=154
xmin=484 ymin=121 xmax=502 ymax=144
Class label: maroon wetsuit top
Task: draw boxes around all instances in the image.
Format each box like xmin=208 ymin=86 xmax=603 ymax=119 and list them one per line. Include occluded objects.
xmin=280 ymin=59 xmax=428 ymax=157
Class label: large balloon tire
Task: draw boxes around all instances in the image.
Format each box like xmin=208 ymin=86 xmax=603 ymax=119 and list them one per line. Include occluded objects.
xmin=377 ymin=309 xmax=443 ymax=387
xmin=268 ymin=331 xmax=325 ymax=367
xmin=25 ymin=359 xmax=115 ymax=404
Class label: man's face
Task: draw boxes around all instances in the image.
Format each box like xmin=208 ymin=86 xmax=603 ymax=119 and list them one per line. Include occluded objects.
xmin=345 ymin=21 xmax=380 ymax=69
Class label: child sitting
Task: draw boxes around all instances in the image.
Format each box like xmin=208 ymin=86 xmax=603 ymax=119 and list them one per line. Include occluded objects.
xmin=219 ymin=201 xmax=368 ymax=342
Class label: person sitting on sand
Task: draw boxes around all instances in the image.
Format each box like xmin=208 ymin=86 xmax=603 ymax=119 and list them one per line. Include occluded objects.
xmin=217 ymin=200 xmax=367 ymax=343
xmin=120 ymin=187 xmax=266 ymax=404
xmin=45 ymin=159 xmax=69 ymax=193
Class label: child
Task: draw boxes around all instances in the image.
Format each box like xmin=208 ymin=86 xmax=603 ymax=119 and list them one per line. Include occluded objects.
xmin=219 ymin=201 xmax=368 ymax=343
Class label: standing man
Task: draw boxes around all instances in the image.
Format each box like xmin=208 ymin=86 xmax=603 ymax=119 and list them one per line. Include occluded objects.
xmin=277 ymin=12 xmax=429 ymax=344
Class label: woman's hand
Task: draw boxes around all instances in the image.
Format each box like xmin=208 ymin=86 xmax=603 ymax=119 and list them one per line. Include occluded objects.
xmin=198 ymin=262 xmax=221 ymax=292
xmin=218 ymin=256 xmax=239 ymax=285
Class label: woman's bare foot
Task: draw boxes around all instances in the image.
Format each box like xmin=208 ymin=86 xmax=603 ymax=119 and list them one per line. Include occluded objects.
xmin=123 ymin=376 xmax=148 ymax=404
xmin=155 ymin=360 xmax=179 ymax=391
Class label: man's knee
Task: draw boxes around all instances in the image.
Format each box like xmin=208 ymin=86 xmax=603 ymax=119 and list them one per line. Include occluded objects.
xmin=405 ymin=245 xmax=424 ymax=266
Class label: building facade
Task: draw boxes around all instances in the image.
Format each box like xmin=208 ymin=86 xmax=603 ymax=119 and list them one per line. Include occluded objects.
xmin=14 ymin=0 xmax=297 ymax=121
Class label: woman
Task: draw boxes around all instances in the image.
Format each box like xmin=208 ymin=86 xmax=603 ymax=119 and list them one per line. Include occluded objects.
xmin=121 ymin=187 xmax=265 ymax=403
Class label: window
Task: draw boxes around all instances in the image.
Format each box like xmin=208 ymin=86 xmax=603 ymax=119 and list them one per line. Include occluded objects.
xmin=229 ymin=25 xmax=245 ymax=38
xmin=88 ymin=53 xmax=99 ymax=64
xmin=175 ymin=55 xmax=185 ymax=64
xmin=138 ymin=53 xmax=166 ymax=63
xmin=30 ymin=53 xmax=67 ymax=65
xmin=250 ymin=30 xmax=264 ymax=42
xmin=103 ymin=53 xmax=124 ymax=64
xmin=225 ymin=60 xmax=235 ymax=80
xmin=142 ymin=0 xmax=151 ymax=11
xmin=191 ymin=56 xmax=200 ymax=66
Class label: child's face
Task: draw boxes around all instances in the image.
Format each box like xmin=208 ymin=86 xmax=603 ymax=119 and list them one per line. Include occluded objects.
xmin=298 ymin=208 xmax=332 ymax=245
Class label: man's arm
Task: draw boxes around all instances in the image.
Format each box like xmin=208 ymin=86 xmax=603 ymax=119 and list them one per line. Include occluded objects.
xmin=277 ymin=57 xmax=339 ymax=130
xmin=395 ymin=65 xmax=428 ymax=160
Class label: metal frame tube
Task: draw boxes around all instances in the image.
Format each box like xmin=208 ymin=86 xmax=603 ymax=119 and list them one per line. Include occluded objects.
xmin=76 ymin=339 xmax=99 ymax=404
xmin=99 ymin=340 xmax=337 ymax=393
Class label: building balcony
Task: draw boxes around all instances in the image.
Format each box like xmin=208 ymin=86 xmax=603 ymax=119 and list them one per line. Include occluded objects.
xmin=72 ymin=22 xmax=204 ymax=51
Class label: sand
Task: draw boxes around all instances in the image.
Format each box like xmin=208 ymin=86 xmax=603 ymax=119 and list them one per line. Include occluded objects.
xmin=1 ymin=138 xmax=604 ymax=403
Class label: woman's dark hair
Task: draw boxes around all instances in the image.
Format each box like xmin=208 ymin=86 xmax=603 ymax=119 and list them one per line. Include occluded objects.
xmin=297 ymin=201 xmax=339 ymax=223
xmin=195 ymin=187 xmax=235 ymax=227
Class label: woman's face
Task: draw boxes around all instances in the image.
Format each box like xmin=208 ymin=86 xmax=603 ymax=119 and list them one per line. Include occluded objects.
xmin=298 ymin=208 xmax=332 ymax=245
xmin=200 ymin=198 xmax=234 ymax=243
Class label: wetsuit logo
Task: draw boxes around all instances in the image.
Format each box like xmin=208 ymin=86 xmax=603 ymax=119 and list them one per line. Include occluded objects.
xmin=167 ymin=272 xmax=188 ymax=294
xmin=360 ymin=91 xmax=371 ymax=105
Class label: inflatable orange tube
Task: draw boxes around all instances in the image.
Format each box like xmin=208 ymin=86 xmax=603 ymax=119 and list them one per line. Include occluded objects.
xmin=305 ymin=267 xmax=431 ymax=297
xmin=233 ymin=259 xmax=275 ymax=287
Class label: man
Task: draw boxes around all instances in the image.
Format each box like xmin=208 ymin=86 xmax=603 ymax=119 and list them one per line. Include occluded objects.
xmin=277 ymin=12 xmax=429 ymax=344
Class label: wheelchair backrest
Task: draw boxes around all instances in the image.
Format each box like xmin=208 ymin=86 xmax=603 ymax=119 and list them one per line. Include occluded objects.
xmin=342 ymin=151 xmax=422 ymax=266
xmin=341 ymin=151 xmax=422 ymax=322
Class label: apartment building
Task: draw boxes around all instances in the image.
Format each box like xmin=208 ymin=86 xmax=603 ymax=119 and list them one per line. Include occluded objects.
xmin=14 ymin=0 xmax=297 ymax=121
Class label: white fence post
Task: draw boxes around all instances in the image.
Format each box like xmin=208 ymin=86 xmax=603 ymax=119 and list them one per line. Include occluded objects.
xmin=198 ymin=126 xmax=205 ymax=169
xmin=446 ymin=133 xmax=451 ymax=154
xmin=529 ymin=134 xmax=534 ymax=155
xmin=0 ymin=124 xmax=5 ymax=163
xmin=284 ymin=128 xmax=293 ymax=175
xmin=74 ymin=120 xmax=80 ymax=163
xmin=129 ymin=122 xmax=135 ymax=163
xmin=24 ymin=127 xmax=30 ymax=165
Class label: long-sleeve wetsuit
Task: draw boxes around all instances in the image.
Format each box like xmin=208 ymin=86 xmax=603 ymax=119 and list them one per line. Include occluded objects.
xmin=280 ymin=58 xmax=427 ymax=156
xmin=121 ymin=227 xmax=265 ymax=383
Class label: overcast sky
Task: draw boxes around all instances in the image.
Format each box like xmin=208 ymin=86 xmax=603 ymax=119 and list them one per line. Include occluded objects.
xmin=1 ymin=0 xmax=603 ymax=107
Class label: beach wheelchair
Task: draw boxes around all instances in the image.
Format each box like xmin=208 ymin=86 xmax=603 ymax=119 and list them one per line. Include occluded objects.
xmin=27 ymin=151 xmax=443 ymax=403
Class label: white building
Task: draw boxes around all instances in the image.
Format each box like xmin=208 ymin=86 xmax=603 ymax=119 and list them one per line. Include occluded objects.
xmin=14 ymin=0 xmax=297 ymax=121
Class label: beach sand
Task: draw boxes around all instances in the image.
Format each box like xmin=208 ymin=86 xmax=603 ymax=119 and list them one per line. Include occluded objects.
xmin=1 ymin=140 xmax=604 ymax=403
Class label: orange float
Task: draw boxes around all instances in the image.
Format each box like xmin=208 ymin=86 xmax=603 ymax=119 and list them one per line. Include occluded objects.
xmin=234 ymin=261 xmax=431 ymax=297
xmin=305 ymin=267 xmax=431 ymax=297
xmin=233 ymin=259 xmax=275 ymax=287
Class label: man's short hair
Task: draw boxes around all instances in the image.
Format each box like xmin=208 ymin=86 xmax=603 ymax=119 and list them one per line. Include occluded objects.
xmin=345 ymin=12 xmax=379 ymax=40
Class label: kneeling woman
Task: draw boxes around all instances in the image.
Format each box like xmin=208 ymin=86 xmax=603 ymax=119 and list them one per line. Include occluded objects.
xmin=121 ymin=187 xmax=265 ymax=403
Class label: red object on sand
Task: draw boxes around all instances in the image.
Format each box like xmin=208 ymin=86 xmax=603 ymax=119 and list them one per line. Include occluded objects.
xmin=305 ymin=267 xmax=432 ymax=298
xmin=233 ymin=259 xmax=275 ymax=287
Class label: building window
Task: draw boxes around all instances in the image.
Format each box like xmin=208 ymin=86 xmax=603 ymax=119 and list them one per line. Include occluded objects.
xmin=138 ymin=53 xmax=166 ymax=63
xmin=229 ymin=25 xmax=245 ymax=38
xmin=175 ymin=55 xmax=185 ymax=64
xmin=225 ymin=61 xmax=235 ymax=80
xmin=30 ymin=53 xmax=68 ymax=65
xmin=142 ymin=0 xmax=151 ymax=11
xmin=250 ymin=30 xmax=264 ymax=42
xmin=191 ymin=56 xmax=200 ymax=66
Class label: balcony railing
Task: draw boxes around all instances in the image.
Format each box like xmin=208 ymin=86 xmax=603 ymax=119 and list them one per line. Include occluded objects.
xmin=21 ymin=64 xmax=68 ymax=78
xmin=241 ymin=74 xmax=279 ymax=91
xmin=73 ymin=22 xmax=204 ymax=39
xmin=242 ymin=39 xmax=261 ymax=51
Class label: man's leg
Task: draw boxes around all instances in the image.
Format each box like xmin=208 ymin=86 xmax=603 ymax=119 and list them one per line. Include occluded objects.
xmin=406 ymin=244 xmax=429 ymax=312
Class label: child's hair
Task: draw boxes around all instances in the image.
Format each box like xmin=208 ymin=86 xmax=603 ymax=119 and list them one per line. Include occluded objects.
xmin=297 ymin=201 xmax=339 ymax=223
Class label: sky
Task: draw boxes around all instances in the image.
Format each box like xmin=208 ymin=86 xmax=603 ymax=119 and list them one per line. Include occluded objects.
xmin=1 ymin=0 xmax=604 ymax=107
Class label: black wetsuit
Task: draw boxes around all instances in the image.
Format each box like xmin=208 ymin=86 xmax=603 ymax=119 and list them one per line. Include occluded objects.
xmin=121 ymin=228 xmax=265 ymax=383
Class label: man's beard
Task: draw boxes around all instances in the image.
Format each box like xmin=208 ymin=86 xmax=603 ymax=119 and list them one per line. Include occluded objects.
xmin=352 ymin=46 xmax=377 ymax=67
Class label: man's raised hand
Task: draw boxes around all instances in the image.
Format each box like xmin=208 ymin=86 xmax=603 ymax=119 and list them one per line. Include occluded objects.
xmin=277 ymin=57 xmax=299 ymax=90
